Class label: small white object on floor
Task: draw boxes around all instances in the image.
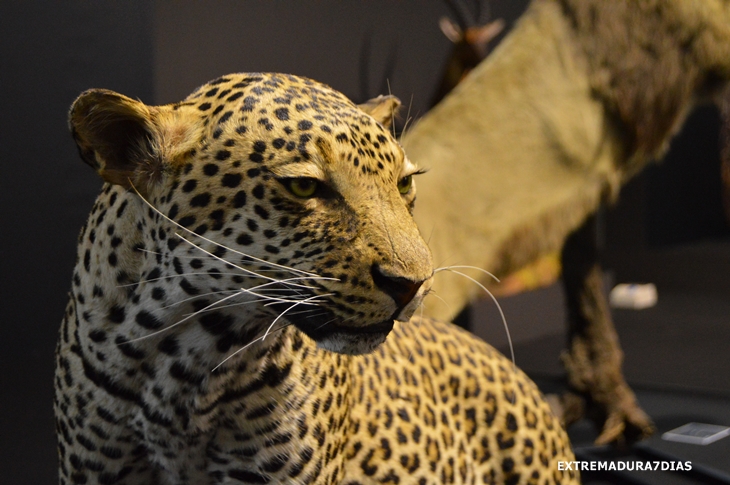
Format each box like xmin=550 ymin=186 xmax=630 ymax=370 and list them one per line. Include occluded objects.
xmin=662 ymin=422 xmax=730 ymax=445
xmin=609 ymin=283 xmax=658 ymax=309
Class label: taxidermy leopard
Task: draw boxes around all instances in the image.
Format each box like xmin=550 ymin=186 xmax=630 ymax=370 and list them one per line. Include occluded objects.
xmin=55 ymin=72 xmax=578 ymax=485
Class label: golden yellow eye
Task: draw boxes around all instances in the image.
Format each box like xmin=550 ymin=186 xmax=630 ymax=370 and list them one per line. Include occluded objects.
xmin=286 ymin=178 xmax=319 ymax=198
xmin=397 ymin=175 xmax=413 ymax=194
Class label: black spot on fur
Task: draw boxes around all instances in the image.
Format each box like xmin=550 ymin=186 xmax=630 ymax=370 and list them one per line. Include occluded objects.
xmin=233 ymin=190 xmax=247 ymax=208
xmin=88 ymin=330 xmax=107 ymax=343
xmin=227 ymin=91 xmax=244 ymax=102
xmin=179 ymin=278 xmax=199 ymax=296
xmin=151 ymin=287 xmax=166 ymax=301
xmin=157 ymin=336 xmax=180 ymax=356
xmin=199 ymin=311 xmax=234 ymax=336
xmin=178 ymin=216 xmax=196 ymax=228
xmin=219 ymin=111 xmax=233 ymax=125
xmin=222 ymin=173 xmax=242 ymax=188
xmin=135 ymin=310 xmax=164 ymax=330
xmin=108 ymin=305 xmax=126 ymax=324
xmin=169 ymin=361 xmax=205 ymax=386
xmin=190 ymin=193 xmax=211 ymax=207
xmin=254 ymin=205 xmax=270 ymax=220
xmin=203 ymin=163 xmax=219 ymax=176
xmin=237 ymin=233 xmax=253 ymax=246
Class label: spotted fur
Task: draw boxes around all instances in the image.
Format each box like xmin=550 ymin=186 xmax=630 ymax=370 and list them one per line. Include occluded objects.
xmin=55 ymin=73 xmax=578 ymax=484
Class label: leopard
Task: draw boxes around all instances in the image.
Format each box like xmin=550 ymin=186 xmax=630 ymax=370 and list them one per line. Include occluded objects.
xmin=55 ymin=72 xmax=579 ymax=485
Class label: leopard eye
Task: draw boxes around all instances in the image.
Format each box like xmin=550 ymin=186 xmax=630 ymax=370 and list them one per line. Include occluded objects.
xmin=285 ymin=177 xmax=319 ymax=198
xmin=397 ymin=175 xmax=413 ymax=194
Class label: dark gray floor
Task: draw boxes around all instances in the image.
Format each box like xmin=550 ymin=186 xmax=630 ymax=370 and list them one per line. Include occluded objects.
xmin=561 ymin=386 xmax=730 ymax=485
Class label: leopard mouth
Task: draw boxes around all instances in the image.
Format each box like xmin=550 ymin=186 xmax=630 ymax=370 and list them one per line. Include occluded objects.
xmin=277 ymin=304 xmax=395 ymax=353
xmin=285 ymin=307 xmax=394 ymax=340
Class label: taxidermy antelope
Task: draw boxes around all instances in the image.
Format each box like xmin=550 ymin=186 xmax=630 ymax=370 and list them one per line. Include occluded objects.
xmin=431 ymin=0 xmax=505 ymax=107
xmin=435 ymin=0 xmax=561 ymax=297
xmin=406 ymin=0 xmax=730 ymax=445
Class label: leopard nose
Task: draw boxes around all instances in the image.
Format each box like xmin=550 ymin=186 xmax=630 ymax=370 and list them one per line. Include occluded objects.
xmin=370 ymin=264 xmax=425 ymax=310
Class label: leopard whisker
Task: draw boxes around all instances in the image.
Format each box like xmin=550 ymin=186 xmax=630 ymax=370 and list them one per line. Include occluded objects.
xmin=132 ymin=184 xmax=323 ymax=278
xmin=211 ymin=322 xmax=295 ymax=373
xmin=140 ymin=276 xmax=330 ymax=312
xmin=186 ymin=289 xmax=326 ymax=317
xmin=207 ymin=297 xmax=326 ymax=315
xmin=117 ymin=268 xmax=332 ymax=292
xmin=136 ymin=248 xmax=308 ymax=279
xmin=136 ymin=248 xmax=291 ymax=275
xmin=434 ymin=265 xmax=500 ymax=283
xmin=434 ymin=267 xmax=515 ymax=372
xmin=160 ymin=289 xmax=243 ymax=310
xmin=133 ymin=285 xmax=322 ymax=343
xmin=175 ymin=233 xmax=337 ymax=290
xmin=128 ymin=290 xmax=249 ymax=343
xmin=276 ymin=306 xmax=326 ymax=318
xmin=423 ymin=288 xmax=451 ymax=313
xmin=386 ymin=78 xmax=396 ymax=138
xmin=240 ymin=275 xmax=336 ymax=293
xmin=212 ymin=295 xmax=332 ymax=373
xmin=260 ymin=299 xmax=329 ymax=309
xmin=399 ymin=93 xmax=416 ymax=138
xmin=307 ymin=312 xmax=356 ymax=334
xmin=116 ymin=271 xmax=265 ymax=288
xmin=262 ymin=294 xmax=334 ymax=341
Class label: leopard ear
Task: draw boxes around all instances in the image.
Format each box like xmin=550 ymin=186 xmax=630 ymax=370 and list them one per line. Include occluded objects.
xmin=69 ymin=89 xmax=164 ymax=195
xmin=358 ymin=95 xmax=401 ymax=129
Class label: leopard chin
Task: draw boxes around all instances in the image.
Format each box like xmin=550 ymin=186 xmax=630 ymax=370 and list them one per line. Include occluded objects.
xmin=315 ymin=328 xmax=392 ymax=355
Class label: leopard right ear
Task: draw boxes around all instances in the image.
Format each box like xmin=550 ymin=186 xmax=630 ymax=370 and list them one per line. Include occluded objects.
xmin=69 ymin=89 xmax=165 ymax=195
xmin=357 ymin=95 xmax=401 ymax=129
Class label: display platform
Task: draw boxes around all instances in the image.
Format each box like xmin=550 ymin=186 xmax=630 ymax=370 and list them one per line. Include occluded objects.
xmin=567 ymin=387 xmax=730 ymax=485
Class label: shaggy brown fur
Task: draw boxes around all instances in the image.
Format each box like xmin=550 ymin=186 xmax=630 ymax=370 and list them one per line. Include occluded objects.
xmin=405 ymin=0 xmax=730 ymax=444
xmin=561 ymin=0 xmax=730 ymax=169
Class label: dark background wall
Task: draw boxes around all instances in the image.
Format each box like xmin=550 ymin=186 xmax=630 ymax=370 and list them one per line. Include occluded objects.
xmin=0 ymin=2 xmax=153 ymax=482
xmin=1 ymin=1 xmax=726 ymax=482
